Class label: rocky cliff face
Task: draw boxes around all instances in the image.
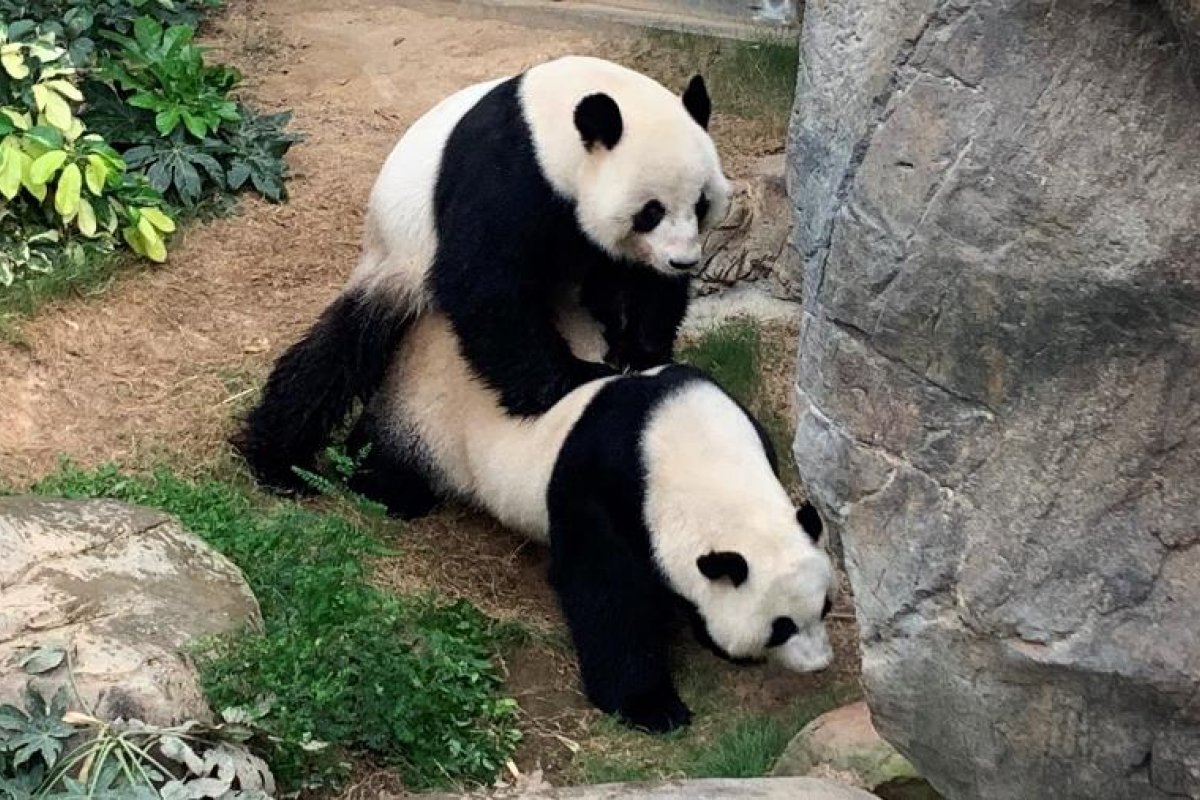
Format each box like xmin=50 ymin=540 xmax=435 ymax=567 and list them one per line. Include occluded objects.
xmin=787 ymin=1 xmax=1200 ymax=798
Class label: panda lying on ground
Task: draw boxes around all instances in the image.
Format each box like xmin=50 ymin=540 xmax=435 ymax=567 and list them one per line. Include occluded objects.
xmin=235 ymin=56 xmax=731 ymax=492
xmin=346 ymin=310 xmax=836 ymax=733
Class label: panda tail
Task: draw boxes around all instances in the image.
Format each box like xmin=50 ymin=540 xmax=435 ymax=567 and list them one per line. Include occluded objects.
xmin=232 ymin=289 xmax=414 ymax=492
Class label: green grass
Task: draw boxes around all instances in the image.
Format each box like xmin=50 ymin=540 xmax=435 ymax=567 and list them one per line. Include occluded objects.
xmin=0 ymin=251 xmax=133 ymax=344
xmin=627 ymin=30 xmax=799 ymax=133
xmin=679 ymin=317 xmax=795 ymax=476
xmin=31 ymin=462 xmax=521 ymax=793
xmin=572 ymin=678 xmax=859 ymax=785
xmin=682 ymin=714 xmax=793 ymax=778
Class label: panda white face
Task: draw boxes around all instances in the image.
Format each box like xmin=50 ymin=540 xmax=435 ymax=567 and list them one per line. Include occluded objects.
xmin=693 ymin=539 xmax=835 ymax=672
xmin=581 ymin=154 xmax=731 ymax=276
xmin=520 ymin=57 xmax=732 ymax=277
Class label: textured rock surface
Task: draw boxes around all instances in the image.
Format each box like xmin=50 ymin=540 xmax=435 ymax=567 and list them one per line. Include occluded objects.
xmin=788 ymin=1 xmax=1200 ymax=799
xmin=699 ymin=155 xmax=802 ymax=300
xmin=0 ymin=497 xmax=259 ymax=724
xmin=1162 ymin=0 xmax=1200 ymax=78
xmin=414 ymin=776 xmax=880 ymax=799
xmin=772 ymin=701 xmax=922 ymax=793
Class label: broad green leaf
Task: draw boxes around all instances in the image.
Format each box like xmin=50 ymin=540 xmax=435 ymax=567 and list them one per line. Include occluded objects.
xmin=140 ymin=206 xmax=175 ymax=233
xmin=7 ymin=21 xmax=38 ymax=40
xmin=1 ymin=51 xmax=28 ymax=80
xmin=19 ymin=645 xmax=65 ymax=674
xmin=1 ymin=108 xmax=32 ymax=130
xmin=23 ymin=125 xmax=63 ymax=150
xmin=27 ymin=229 xmax=59 ymax=244
xmin=29 ymin=149 xmax=67 ymax=184
xmin=42 ymin=79 xmax=82 ymax=102
xmin=181 ymin=110 xmax=207 ymax=139
xmin=20 ymin=152 xmax=45 ymax=201
xmin=55 ymin=163 xmax=82 ymax=217
xmin=25 ymin=43 xmax=65 ymax=62
xmin=34 ymin=87 xmax=73 ymax=131
xmin=3 ymin=685 xmax=74 ymax=769
xmin=154 ymin=108 xmax=180 ymax=135
xmin=133 ymin=16 xmax=163 ymax=54
xmin=0 ymin=144 xmax=22 ymax=199
xmin=127 ymin=92 xmax=160 ymax=110
xmin=64 ymin=116 xmax=84 ymax=143
xmin=134 ymin=215 xmax=167 ymax=262
xmin=76 ymin=197 xmax=97 ymax=236
xmin=161 ymin=24 xmax=193 ymax=55
xmin=85 ymin=154 xmax=108 ymax=193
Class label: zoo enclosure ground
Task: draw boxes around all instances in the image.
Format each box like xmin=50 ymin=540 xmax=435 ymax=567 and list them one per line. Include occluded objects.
xmin=0 ymin=0 xmax=859 ymax=791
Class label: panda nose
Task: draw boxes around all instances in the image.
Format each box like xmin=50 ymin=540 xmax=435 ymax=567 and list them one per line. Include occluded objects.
xmin=669 ymin=258 xmax=699 ymax=271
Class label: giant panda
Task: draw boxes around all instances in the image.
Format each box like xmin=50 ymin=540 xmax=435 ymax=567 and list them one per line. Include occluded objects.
xmin=234 ymin=56 xmax=732 ymax=490
xmin=347 ymin=310 xmax=836 ymax=733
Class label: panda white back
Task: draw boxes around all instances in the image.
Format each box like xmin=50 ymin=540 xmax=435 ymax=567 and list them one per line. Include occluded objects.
xmin=376 ymin=310 xmax=613 ymax=540
xmin=349 ymin=76 xmax=507 ymax=303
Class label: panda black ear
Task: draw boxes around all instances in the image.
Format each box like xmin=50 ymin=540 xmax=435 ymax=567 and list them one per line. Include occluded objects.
xmin=797 ymin=501 xmax=824 ymax=544
xmin=697 ymin=551 xmax=748 ymax=588
xmin=682 ymin=75 xmax=711 ymax=129
xmin=574 ymin=93 xmax=623 ymax=151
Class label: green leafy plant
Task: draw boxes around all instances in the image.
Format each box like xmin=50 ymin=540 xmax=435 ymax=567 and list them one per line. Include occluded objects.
xmin=0 ymin=0 xmax=221 ymax=68
xmin=221 ymin=108 xmax=300 ymax=202
xmin=0 ymin=674 xmax=280 ymax=799
xmin=0 ymin=23 xmax=176 ymax=276
xmin=98 ymin=16 xmax=239 ymax=140
xmin=121 ymin=130 xmax=223 ymax=206
xmin=34 ymin=463 xmax=522 ymax=792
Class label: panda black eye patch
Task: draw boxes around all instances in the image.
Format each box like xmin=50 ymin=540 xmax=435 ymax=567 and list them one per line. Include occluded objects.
xmin=695 ymin=193 xmax=710 ymax=224
xmin=632 ymin=200 xmax=666 ymax=233
xmin=767 ymin=616 xmax=799 ymax=648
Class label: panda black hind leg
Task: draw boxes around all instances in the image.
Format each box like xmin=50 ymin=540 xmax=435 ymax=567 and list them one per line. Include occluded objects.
xmin=548 ymin=498 xmax=691 ymax=733
xmin=343 ymin=409 xmax=440 ymax=520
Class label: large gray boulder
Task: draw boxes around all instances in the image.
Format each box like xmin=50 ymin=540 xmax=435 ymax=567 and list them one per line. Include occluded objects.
xmin=413 ymin=776 xmax=879 ymax=799
xmin=788 ymin=1 xmax=1200 ymax=799
xmin=0 ymin=497 xmax=259 ymax=724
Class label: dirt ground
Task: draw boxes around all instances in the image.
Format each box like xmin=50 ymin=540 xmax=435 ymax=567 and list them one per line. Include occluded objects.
xmin=0 ymin=0 xmax=860 ymax=788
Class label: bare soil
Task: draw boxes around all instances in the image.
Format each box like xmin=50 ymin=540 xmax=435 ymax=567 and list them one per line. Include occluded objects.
xmin=0 ymin=0 xmax=859 ymax=789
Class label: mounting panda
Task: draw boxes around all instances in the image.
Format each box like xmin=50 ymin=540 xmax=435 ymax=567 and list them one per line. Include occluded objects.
xmin=346 ymin=310 xmax=836 ymax=732
xmin=235 ymin=56 xmax=731 ymax=490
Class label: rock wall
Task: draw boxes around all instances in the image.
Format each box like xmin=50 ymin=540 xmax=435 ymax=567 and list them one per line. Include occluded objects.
xmin=787 ymin=1 xmax=1200 ymax=798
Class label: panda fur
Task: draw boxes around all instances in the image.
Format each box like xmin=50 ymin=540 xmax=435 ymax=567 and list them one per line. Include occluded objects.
xmin=234 ymin=56 xmax=731 ymax=490
xmin=351 ymin=312 xmax=835 ymax=733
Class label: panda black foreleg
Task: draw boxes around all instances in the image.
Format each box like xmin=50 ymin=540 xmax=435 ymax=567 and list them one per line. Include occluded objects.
xmin=548 ymin=500 xmax=690 ymax=733
xmin=433 ymin=264 xmax=615 ymax=416
xmin=580 ymin=266 xmax=690 ymax=371
xmin=343 ymin=412 xmax=440 ymax=520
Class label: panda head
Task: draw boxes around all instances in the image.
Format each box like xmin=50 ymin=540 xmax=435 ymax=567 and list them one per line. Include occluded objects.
xmin=686 ymin=501 xmax=835 ymax=673
xmin=522 ymin=57 xmax=732 ymax=276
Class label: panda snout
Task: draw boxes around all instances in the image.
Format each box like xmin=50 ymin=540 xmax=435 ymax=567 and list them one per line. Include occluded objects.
xmin=669 ymin=258 xmax=699 ymax=271
xmin=772 ymin=625 xmax=833 ymax=673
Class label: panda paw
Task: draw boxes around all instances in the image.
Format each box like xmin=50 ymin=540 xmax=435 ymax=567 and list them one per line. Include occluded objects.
xmin=618 ymin=688 xmax=692 ymax=734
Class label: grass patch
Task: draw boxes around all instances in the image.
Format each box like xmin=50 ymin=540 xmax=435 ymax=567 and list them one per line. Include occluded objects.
xmin=679 ymin=317 xmax=795 ymax=476
xmin=31 ymin=462 xmax=521 ymax=793
xmin=626 ymin=30 xmax=799 ymax=135
xmin=572 ymin=671 xmax=859 ymax=785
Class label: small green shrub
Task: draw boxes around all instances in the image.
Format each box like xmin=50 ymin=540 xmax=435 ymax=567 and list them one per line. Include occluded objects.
xmin=33 ymin=463 xmax=522 ymax=793
xmin=99 ymin=17 xmax=240 ymax=140
xmin=0 ymin=22 xmax=176 ymax=279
